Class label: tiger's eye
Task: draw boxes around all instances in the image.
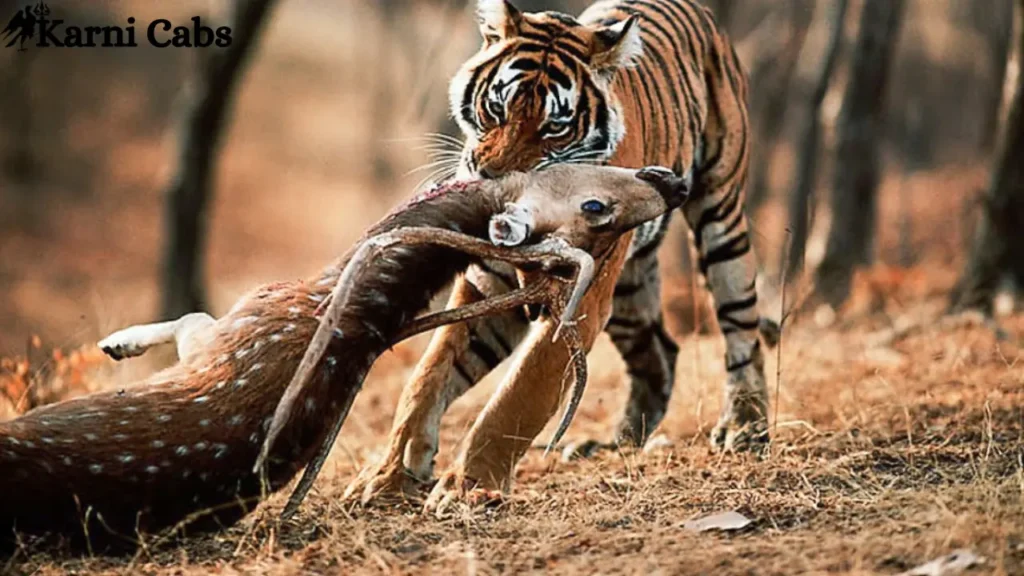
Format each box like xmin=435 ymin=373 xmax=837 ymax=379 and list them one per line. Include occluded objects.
xmin=581 ymin=199 xmax=607 ymax=214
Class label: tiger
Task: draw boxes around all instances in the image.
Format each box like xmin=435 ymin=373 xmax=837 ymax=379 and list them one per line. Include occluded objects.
xmin=343 ymin=0 xmax=779 ymax=508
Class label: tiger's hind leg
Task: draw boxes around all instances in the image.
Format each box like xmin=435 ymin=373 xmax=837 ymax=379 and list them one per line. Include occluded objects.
xmin=606 ymin=225 xmax=679 ymax=447
xmin=682 ymin=178 xmax=769 ymax=452
xmin=557 ymin=217 xmax=679 ymax=460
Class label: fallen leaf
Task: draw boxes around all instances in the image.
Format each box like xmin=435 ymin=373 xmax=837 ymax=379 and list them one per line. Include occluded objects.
xmin=681 ymin=510 xmax=752 ymax=532
xmin=898 ymin=549 xmax=985 ymax=576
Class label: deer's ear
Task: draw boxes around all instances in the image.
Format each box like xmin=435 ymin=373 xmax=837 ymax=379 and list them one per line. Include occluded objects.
xmin=477 ymin=0 xmax=522 ymax=45
xmin=588 ymin=15 xmax=643 ymax=75
xmin=489 ymin=203 xmax=534 ymax=246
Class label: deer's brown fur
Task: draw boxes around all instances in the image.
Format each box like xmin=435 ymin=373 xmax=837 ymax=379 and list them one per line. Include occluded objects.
xmin=0 ymin=165 xmax=687 ymax=552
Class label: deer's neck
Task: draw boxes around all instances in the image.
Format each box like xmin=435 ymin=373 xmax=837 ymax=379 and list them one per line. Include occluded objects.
xmin=212 ymin=179 xmax=507 ymax=483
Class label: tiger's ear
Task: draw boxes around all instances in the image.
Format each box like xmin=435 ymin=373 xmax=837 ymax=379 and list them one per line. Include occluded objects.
xmin=477 ymin=0 xmax=522 ymax=45
xmin=588 ymin=15 xmax=643 ymax=75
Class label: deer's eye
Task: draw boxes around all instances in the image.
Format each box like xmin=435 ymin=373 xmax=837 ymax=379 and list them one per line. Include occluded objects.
xmin=581 ymin=199 xmax=607 ymax=214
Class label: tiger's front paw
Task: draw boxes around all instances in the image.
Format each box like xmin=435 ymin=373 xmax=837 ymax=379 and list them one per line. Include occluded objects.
xmin=422 ymin=471 xmax=504 ymax=518
xmin=342 ymin=460 xmax=427 ymax=507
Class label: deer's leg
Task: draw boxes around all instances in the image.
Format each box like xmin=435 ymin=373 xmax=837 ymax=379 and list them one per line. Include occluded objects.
xmin=424 ymin=236 xmax=631 ymax=514
xmin=98 ymin=312 xmax=215 ymax=362
xmin=343 ymin=262 xmax=531 ymax=504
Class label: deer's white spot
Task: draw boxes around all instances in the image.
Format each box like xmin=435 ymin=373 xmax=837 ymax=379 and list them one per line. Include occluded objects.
xmin=288 ymin=306 xmax=301 ymax=316
xmin=84 ymin=433 xmax=98 ymax=441
xmin=249 ymin=432 xmax=259 ymax=444
xmin=234 ymin=378 xmax=247 ymax=388
xmin=194 ymin=442 xmax=208 ymax=451
xmin=215 ymin=381 xmax=226 ymax=390
xmin=123 ymin=406 xmax=139 ymax=413
xmin=146 ymin=465 xmax=160 ymax=474
xmin=3 ymin=450 xmax=15 ymax=459
xmin=182 ymin=469 xmax=192 ymax=479
xmin=23 ymin=440 xmax=35 ymax=448
xmin=152 ymin=439 xmax=166 ymax=448
xmin=229 ymin=414 xmax=243 ymax=426
xmin=270 ymin=333 xmax=283 ymax=343
xmin=119 ymin=453 xmax=135 ymax=463
xmin=118 ymin=420 xmax=130 ymax=426
xmin=41 ymin=437 xmax=54 ymax=444
xmin=199 ymin=472 xmax=209 ymax=482
xmin=6 ymin=437 xmax=19 ymax=446
xmin=284 ymin=323 xmax=297 ymax=332
xmin=248 ymin=363 xmax=263 ymax=373
xmin=89 ymin=464 xmax=103 ymax=474
xmin=157 ymin=414 xmax=172 ymax=423
xmin=63 ymin=456 xmax=73 ymax=466
xmin=235 ymin=349 xmax=249 ymax=360
xmin=327 ymin=356 xmax=338 ymax=368
xmin=199 ymin=419 xmax=211 ymax=427
xmin=175 ymin=445 xmax=189 ymax=456
xmin=213 ymin=444 xmax=228 ymax=459
xmin=193 ymin=396 xmax=210 ymax=404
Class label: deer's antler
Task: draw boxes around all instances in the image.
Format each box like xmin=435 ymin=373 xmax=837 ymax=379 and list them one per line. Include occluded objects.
xmin=254 ymin=226 xmax=595 ymax=518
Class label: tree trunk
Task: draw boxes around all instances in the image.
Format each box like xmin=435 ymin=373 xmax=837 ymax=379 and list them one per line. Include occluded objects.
xmin=814 ymin=0 xmax=905 ymax=309
xmin=784 ymin=0 xmax=849 ymax=280
xmin=745 ymin=0 xmax=814 ymax=214
xmin=979 ymin=0 xmax=1015 ymax=155
xmin=950 ymin=0 xmax=1024 ymax=314
xmin=161 ymin=0 xmax=278 ymax=320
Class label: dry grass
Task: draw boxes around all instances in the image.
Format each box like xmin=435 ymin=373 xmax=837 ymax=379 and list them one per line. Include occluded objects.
xmin=3 ymin=290 xmax=1022 ymax=575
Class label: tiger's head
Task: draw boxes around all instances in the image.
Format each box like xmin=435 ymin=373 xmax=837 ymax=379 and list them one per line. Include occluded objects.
xmin=449 ymin=0 xmax=642 ymax=180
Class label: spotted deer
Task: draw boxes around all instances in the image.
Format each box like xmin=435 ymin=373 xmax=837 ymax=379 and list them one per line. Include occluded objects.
xmin=0 ymin=164 xmax=689 ymax=552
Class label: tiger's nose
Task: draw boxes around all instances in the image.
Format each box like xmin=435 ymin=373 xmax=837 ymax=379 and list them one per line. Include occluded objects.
xmin=478 ymin=165 xmax=500 ymax=180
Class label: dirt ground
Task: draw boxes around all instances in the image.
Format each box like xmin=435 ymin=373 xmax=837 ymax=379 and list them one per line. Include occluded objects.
xmin=3 ymin=282 xmax=1023 ymax=575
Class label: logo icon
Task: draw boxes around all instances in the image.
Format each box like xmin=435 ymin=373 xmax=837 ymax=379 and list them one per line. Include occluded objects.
xmin=1 ymin=2 xmax=47 ymax=52
xmin=0 ymin=2 xmax=232 ymax=50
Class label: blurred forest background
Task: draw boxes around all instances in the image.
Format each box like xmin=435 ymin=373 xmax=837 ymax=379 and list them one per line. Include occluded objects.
xmin=0 ymin=0 xmax=1018 ymax=358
